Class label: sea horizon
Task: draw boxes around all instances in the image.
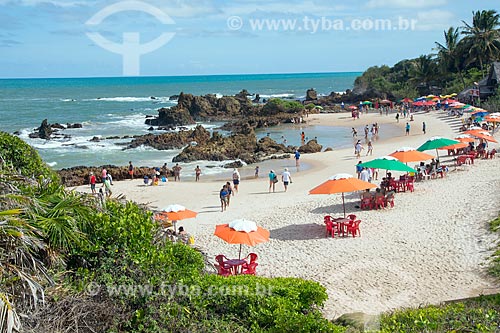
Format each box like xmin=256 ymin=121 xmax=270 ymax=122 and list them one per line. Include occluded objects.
xmin=0 ymin=70 xmax=363 ymax=81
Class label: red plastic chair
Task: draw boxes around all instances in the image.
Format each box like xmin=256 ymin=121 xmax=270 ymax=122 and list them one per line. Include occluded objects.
xmin=406 ymin=181 xmax=414 ymax=192
xmin=360 ymin=198 xmax=373 ymax=210
xmin=347 ymin=214 xmax=357 ymax=221
xmin=215 ymin=254 xmax=230 ymax=268
xmin=243 ymin=253 xmax=258 ymax=265
xmin=215 ymin=263 xmax=232 ymax=276
xmin=374 ymin=196 xmax=386 ymax=209
xmin=241 ymin=262 xmax=258 ymax=275
xmin=325 ymin=221 xmax=335 ymax=237
xmin=324 ymin=215 xmax=334 ymax=224
xmin=346 ymin=220 xmax=361 ymax=237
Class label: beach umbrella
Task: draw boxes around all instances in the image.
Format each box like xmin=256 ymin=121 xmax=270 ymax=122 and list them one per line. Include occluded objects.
xmin=464 ymin=130 xmax=498 ymax=143
xmin=348 ymin=105 xmax=357 ymax=109
xmin=158 ymin=204 xmax=197 ymax=231
xmin=426 ymin=94 xmax=436 ymax=99
xmin=452 ymin=102 xmax=465 ymax=108
xmin=401 ymin=98 xmax=413 ymax=103
xmin=423 ymin=100 xmax=436 ymax=106
xmin=309 ymin=173 xmax=377 ymax=217
xmin=362 ymin=101 xmax=373 ymax=105
xmin=380 ymin=99 xmax=391 ymax=104
xmin=413 ymin=101 xmax=424 ymax=106
xmin=389 ymin=147 xmax=434 ymax=163
xmin=314 ymin=105 xmax=324 ymax=110
xmin=472 ymin=111 xmax=489 ymax=118
xmin=214 ymin=221 xmax=270 ymax=259
xmin=438 ymin=142 xmax=469 ymax=150
xmin=417 ymin=136 xmax=460 ymax=158
xmin=359 ymin=156 xmax=416 ymax=172
xmin=454 ymin=134 xmax=475 ymax=143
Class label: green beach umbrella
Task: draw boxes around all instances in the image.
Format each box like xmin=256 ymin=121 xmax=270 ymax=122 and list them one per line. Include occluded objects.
xmin=417 ymin=136 xmax=460 ymax=159
xmin=359 ymin=156 xmax=416 ymax=173
xmin=362 ymin=101 xmax=373 ymax=105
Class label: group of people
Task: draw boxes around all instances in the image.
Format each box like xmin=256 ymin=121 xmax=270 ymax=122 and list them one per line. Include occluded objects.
xmin=89 ymin=167 xmax=113 ymax=198
xmin=219 ymin=169 xmax=241 ymax=212
xmin=268 ymin=168 xmax=292 ymax=193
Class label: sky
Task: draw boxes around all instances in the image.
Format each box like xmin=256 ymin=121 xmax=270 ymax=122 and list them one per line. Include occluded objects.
xmin=0 ymin=0 xmax=499 ymax=78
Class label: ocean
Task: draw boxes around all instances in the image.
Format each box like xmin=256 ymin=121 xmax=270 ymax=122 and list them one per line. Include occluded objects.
xmin=0 ymin=72 xmax=367 ymax=177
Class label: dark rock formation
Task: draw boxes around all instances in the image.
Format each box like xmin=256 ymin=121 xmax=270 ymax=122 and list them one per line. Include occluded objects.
xmin=298 ymin=140 xmax=322 ymax=153
xmin=172 ymin=124 xmax=294 ymax=164
xmin=67 ymin=123 xmax=83 ymax=129
xmin=125 ymin=125 xmax=210 ymax=150
xmin=145 ymin=106 xmax=194 ymax=127
xmin=306 ymin=88 xmax=318 ymax=101
xmin=29 ymin=119 xmax=53 ymax=140
xmin=224 ymin=161 xmax=244 ymax=169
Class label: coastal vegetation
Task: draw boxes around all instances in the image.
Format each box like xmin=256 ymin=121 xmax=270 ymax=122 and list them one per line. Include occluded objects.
xmin=0 ymin=131 xmax=344 ymax=332
xmin=353 ymin=9 xmax=500 ymax=99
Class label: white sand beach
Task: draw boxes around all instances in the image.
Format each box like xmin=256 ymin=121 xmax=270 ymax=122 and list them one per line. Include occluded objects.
xmin=75 ymin=111 xmax=500 ymax=318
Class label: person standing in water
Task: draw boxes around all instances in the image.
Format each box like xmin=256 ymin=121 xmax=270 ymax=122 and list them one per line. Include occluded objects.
xmin=195 ymin=165 xmax=201 ymax=182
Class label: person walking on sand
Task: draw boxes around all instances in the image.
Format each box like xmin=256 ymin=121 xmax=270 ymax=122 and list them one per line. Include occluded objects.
xmin=396 ymin=113 xmax=400 ymax=123
xmin=405 ymin=122 xmax=410 ymax=136
xmin=128 ymin=161 xmax=134 ymax=179
xmin=254 ymin=165 xmax=259 ymax=178
xmin=173 ymin=163 xmax=182 ymax=181
xmin=422 ymin=121 xmax=426 ymax=134
xmin=195 ymin=165 xmax=201 ymax=182
xmin=269 ymin=170 xmax=277 ymax=193
xmin=219 ymin=184 xmax=228 ymax=212
xmin=102 ymin=176 xmax=112 ymax=198
xmin=351 ymin=127 xmax=357 ymax=137
xmin=281 ymin=168 xmax=292 ymax=192
xmin=366 ymin=141 xmax=373 ymax=156
xmin=232 ymin=168 xmax=240 ymax=193
xmin=89 ymin=172 xmax=96 ymax=194
xmin=294 ymin=149 xmax=301 ymax=168
xmin=354 ymin=140 xmax=363 ymax=158
xmin=101 ymin=167 xmax=107 ymax=183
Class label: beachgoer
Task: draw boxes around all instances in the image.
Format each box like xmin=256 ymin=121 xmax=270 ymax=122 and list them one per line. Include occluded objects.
xmin=173 ymin=163 xmax=182 ymax=181
xmin=366 ymin=141 xmax=373 ymax=156
xmin=102 ymin=176 xmax=112 ymax=197
xmin=351 ymin=127 xmax=357 ymax=137
xmin=101 ymin=167 xmax=107 ymax=183
xmin=269 ymin=170 xmax=277 ymax=193
xmin=354 ymin=140 xmax=363 ymax=158
xmin=405 ymin=122 xmax=410 ymax=136
xmin=226 ymin=182 xmax=233 ymax=206
xmin=177 ymin=226 xmax=192 ymax=245
xmin=300 ymin=132 xmax=305 ymax=144
xmin=360 ymin=167 xmax=370 ymax=182
xmin=396 ymin=113 xmax=400 ymax=123
xmin=294 ymin=150 xmax=301 ymax=167
xmin=195 ymin=165 xmax=201 ymax=182
xmin=161 ymin=163 xmax=169 ymax=177
xmin=232 ymin=168 xmax=240 ymax=193
xmin=219 ymin=184 xmax=228 ymax=212
xmin=364 ymin=125 xmax=369 ymax=138
xmin=356 ymin=161 xmax=363 ymax=179
xmin=255 ymin=165 xmax=259 ymax=178
xmin=281 ymin=168 xmax=292 ymax=192
xmin=361 ymin=189 xmax=373 ymax=200
xmin=89 ymin=172 xmax=96 ymax=194
xmin=422 ymin=121 xmax=426 ymax=134
xmin=105 ymin=173 xmax=113 ymax=185
xmin=128 ymin=161 xmax=134 ymax=179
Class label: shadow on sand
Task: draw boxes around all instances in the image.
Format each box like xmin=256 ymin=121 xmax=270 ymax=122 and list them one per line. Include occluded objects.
xmin=270 ymin=223 xmax=325 ymax=241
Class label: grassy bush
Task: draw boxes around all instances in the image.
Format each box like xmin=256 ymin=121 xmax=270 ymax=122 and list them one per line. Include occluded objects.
xmin=378 ymin=294 xmax=500 ymax=332
xmin=0 ymin=131 xmax=55 ymax=179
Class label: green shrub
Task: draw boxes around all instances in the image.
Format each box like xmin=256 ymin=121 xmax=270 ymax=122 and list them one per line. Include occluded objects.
xmin=0 ymin=131 xmax=55 ymax=179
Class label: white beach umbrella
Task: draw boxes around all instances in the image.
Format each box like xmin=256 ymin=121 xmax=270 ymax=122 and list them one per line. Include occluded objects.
xmin=229 ymin=219 xmax=258 ymax=233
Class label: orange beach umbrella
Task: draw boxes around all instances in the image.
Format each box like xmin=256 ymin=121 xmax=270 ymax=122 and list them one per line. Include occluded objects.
xmin=309 ymin=173 xmax=377 ymax=217
xmin=214 ymin=220 xmax=270 ymax=258
xmin=438 ymin=142 xmax=469 ymax=150
xmin=389 ymin=147 xmax=434 ymax=163
xmin=157 ymin=204 xmax=197 ymax=230
xmin=464 ymin=130 xmax=498 ymax=143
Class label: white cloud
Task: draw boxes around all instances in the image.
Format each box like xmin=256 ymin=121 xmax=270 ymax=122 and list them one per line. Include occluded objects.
xmin=366 ymin=0 xmax=447 ymax=9
xmin=414 ymin=9 xmax=455 ymax=31
xmin=0 ymin=0 xmax=92 ymax=6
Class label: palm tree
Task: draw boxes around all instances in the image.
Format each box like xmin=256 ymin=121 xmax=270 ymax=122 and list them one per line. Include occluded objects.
xmin=410 ymin=55 xmax=438 ymax=94
xmin=461 ymin=10 xmax=500 ymax=73
xmin=435 ymin=27 xmax=467 ymax=88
